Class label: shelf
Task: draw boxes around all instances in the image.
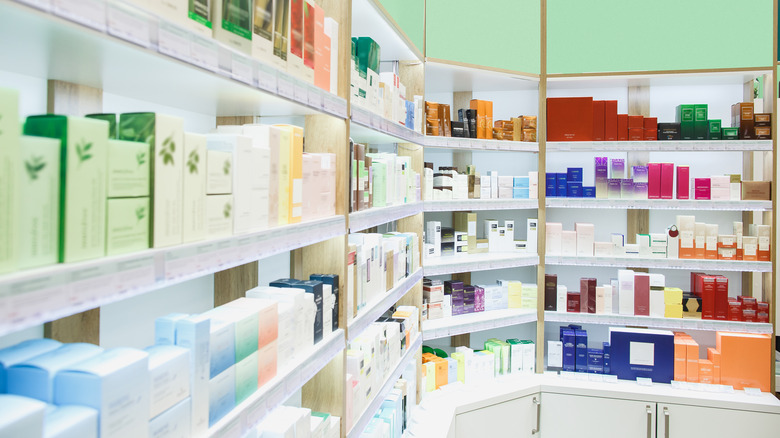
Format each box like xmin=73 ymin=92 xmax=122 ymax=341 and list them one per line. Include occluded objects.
xmin=546 ymin=68 xmax=771 ymax=89
xmin=350 ymin=106 xmax=425 ymax=144
xmin=351 ymin=0 xmax=422 ymax=61
xmin=349 ymin=203 xmax=423 ymax=232
xmin=423 ymin=253 xmax=539 ymax=276
xmin=208 ymin=329 xmax=346 ymax=437
xmin=347 ymin=334 xmax=422 ymax=438
xmin=545 ymin=255 xmax=772 ymax=272
xmin=347 ymin=268 xmax=423 ymax=342
xmin=546 ymin=140 xmax=772 ymax=152
xmin=0 ymin=0 xmax=347 ymax=118
xmin=0 ymin=216 xmax=346 ymax=337
xmin=423 ymin=136 xmax=539 ymax=152
xmin=424 ymin=199 xmax=538 ymax=212
xmin=422 ymin=308 xmax=538 ymax=340
xmin=545 ymin=198 xmax=772 ymax=211
xmin=424 ymin=59 xmax=539 ymax=93
xmin=544 ymin=311 xmax=773 ymax=334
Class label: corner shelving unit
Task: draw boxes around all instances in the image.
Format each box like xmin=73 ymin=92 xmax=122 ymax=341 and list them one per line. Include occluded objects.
xmin=423 ymin=308 xmax=538 ymax=341
xmin=423 ymin=253 xmax=540 ymax=277
xmin=544 ymin=311 xmax=773 ymax=335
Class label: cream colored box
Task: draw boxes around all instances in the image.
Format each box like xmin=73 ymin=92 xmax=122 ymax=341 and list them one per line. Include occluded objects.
xmin=0 ymin=88 xmax=19 ymax=274
xmin=106 ymin=197 xmax=150 ymax=256
xmin=206 ymin=195 xmax=234 ymax=239
xmin=206 ymin=150 xmax=233 ymax=195
xmin=252 ymin=0 xmax=275 ymax=62
xmin=183 ymin=133 xmax=207 ymax=243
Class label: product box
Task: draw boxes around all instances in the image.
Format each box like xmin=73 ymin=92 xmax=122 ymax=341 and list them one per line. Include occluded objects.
xmin=205 ymin=195 xmax=234 ymax=239
xmin=212 ymin=0 xmax=253 ymax=55
xmin=592 ymin=100 xmax=605 ymax=141
xmin=546 ymin=97 xmax=593 ymax=141
xmin=0 ymin=394 xmax=46 ymax=438
xmin=234 ymin=351 xmax=258 ymax=403
xmin=274 ymin=125 xmax=304 ymax=223
xmin=174 ymin=315 xmax=210 ymax=437
xmin=182 ymin=133 xmax=207 ymax=243
xmin=119 ymin=113 xmax=185 ymax=248
xmin=149 ymin=397 xmax=190 ymax=438
xmin=660 ymin=163 xmax=674 ymax=199
xmin=676 ymin=105 xmax=695 ymax=140
xmin=609 ymin=327 xmax=674 ymax=383
xmin=693 ymin=104 xmax=708 ymax=139
xmin=106 ymin=197 xmax=150 ymax=256
xmin=733 ymin=102 xmax=754 ymax=139
xmin=252 ymin=0 xmax=275 ymax=62
xmin=707 ymin=120 xmax=722 ymax=140
xmin=0 ymin=88 xmax=19 ymax=274
xmin=721 ymin=127 xmax=739 ymax=139
xmin=206 ymin=149 xmax=233 ymax=195
xmin=107 ymin=139 xmax=150 ymax=198
xmin=673 ymin=335 xmax=686 ymax=381
xmin=575 ymin=222 xmax=594 ymax=257
xmin=575 ymin=330 xmax=588 ymax=372
xmin=208 ymin=366 xmax=236 ymax=426
xmin=618 ymin=270 xmax=635 ymax=316
xmin=0 ymin=339 xmax=62 ymax=394
xmin=741 ymin=181 xmax=771 ymax=200
xmin=24 ymin=115 xmax=109 ymax=262
xmin=617 ymin=114 xmax=628 ymax=140
xmin=144 ymin=345 xmax=190 ymax=419
xmin=716 ymin=332 xmax=770 ymax=391
xmin=44 ymin=405 xmax=98 ymax=438
xmin=605 ymin=100 xmax=618 ymax=140
xmin=54 ymin=348 xmax=150 ymax=438
xmin=561 ymin=329 xmax=575 ymax=372
xmin=657 ymin=123 xmax=681 ymax=140
xmin=633 ymin=273 xmax=650 ymax=316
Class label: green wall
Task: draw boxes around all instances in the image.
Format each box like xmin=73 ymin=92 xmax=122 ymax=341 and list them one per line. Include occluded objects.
xmin=547 ymin=0 xmax=774 ymax=74
xmin=378 ymin=0 xmax=426 ymax=56
xmin=425 ymin=0 xmax=541 ymax=74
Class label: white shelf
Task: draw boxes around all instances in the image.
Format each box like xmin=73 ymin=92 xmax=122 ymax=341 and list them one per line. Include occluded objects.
xmin=422 ymin=308 xmax=538 ymax=340
xmin=423 ymin=253 xmax=539 ymax=276
xmin=350 ymin=106 xmax=425 ymax=144
xmin=347 ymin=268 xmax=423 ymax=341
xmin=351 ymin=0 xmax=422 ymax=61
xmin=208 ymin=329 xmax=346 ymax=437
xmin=545 ymin=255 xmax=772 ymax=272
xmin=349 ymin=203 xmax=423 ymax=232
xmin=546 ymin=140 xmax=772 ymax=152
xmin=424 ymin=59 xmax=539 ymax=94
xmin=544 ymin=311 xmax=773 ymax=334
xmin=0 ymin=0 xmax=347 ymax=118
xmin=347 ymin=334 xmax=422 ymax=438
xmin=0 ymin=216 xmax=346 ymax=337
xmin=424 ymin=199 xmax=538 ymax=212
xmin=545 ymin=198 xmax=772 ymax=211
xmin=423 ymin=136 xmax=539 ymax=152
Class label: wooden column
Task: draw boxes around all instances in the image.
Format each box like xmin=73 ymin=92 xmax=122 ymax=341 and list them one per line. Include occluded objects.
xmin=43 ymin=80 xmax=102 ymax=344
xmin=626 ymin=83 xmax=651 ymax=246
xmin=535 ymin=0 xmax=547 ymax=373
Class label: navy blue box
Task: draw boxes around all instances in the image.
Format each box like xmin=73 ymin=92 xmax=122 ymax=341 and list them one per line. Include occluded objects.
xmin=575 ymin=329 xmax=588 ymax=372
xmin=546 ymin=173 xmax=558 ymax=197
xmin=561 ymin=329 xmax=576 ymax=372
xmin=310 ymin=274 xmax=339 ymax=331
xmin=587 ymin=348 xmax=604 ymax=373
xmin=567 ymin=182 xmax=583 ymax=197
xmin=583 ymin=186 xmax=596 ymax=198
xmin=567 ymin=167 xmax=583 ymax=182
xmin=609 ymin=328 xmax=674 ymax=383
xmin=556 ymin=173 xmax=567 ymax=189
xmin=603 ymin=342 xmax=611 ymax=374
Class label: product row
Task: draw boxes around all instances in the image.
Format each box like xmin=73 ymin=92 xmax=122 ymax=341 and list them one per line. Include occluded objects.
xmin=422 ymin=164 xmax=539 ymax=201
xmin=255 ymin=406 xmax=340 ymax=438
xmin=422 ymin=278 xmax=537 ymax=321
xmin=359 ymin=372 xmax=416 ymax=438
xmin=545 ymin=218 xmax=770 ymax=261
xmin=544 ymin=271 xmax=769 ymax=323
xmin=349 ymin=144 xmax=419 ymax=212
xmin=547 ymin=158 xmax=770 ymax=201
xmin=547 ymin=325 xmax=772 ymax=391
xmin=424 ymin=100 xmax=538 ymax=141
xmin=547 ymin=98 xmax=770 ymax=141
xmin=425 ymin=217 xmax=539 ymax=258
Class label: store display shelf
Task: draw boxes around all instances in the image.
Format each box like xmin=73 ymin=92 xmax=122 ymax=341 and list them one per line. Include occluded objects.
xmin=546 ymin=140 xmax=772 ymax=152
xmin=208 ymin=329 xmax=346 ymax=437
xmin=351 ymin=0 xmax=422 ymax=62
xmin=424 ymin=59 xmax=540 ymax=94
xmin=545 ymin=198 xmax=772 ymax=211
xmin=423 ymin=253 xmax=539 ymax=276
xmin=0 ymin=0 xmax=347 ymax=118
xmin=423 ymin=136 xmax=539 ymax=152
xmin=349 ymin=203 xmax=423 ymax=232
xmin=424 ymin=199 xmax=538 ymax=212
xmin=347 ymin=334 xmax=423 ymax=438
xmin=350 ymin=106 xmax=425 ymax=144
xmin=544 ymin=311 xmax=773 ymax=334
xmin=348 ymin=268 xmax=423 ymax=342
xmin=0 ymin=216 xmax=346 ymax=337
xmin=545 ymin=255 xmax=772 ymax=272
xmin=423 ymin=308 xmax=538 ymax=340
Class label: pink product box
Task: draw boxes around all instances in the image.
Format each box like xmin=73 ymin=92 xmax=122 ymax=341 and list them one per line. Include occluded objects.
xmin=660 ymin=163 xmax=674 ymax=199
xmin=648 ymin=163 xmax=661 ymax=199
xmin=676 ymin=166 xmax=690 ymax=200
xmin=710 ymin=175 xmax=730 ymax=201
xmin=693 ymin=178 xmax=711 ymax=200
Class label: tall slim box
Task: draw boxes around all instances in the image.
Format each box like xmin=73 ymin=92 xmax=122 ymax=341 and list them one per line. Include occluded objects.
xmin=182 ymin=133 xmax=207 ymax=243
xmin=212 ymin=0 xmax=253 ymax=55
xmin=0 ymin=88 xmax=19 ymax=274
xmin=676 ymin=166 xmax=689 ymax=200
xmin=605 ymin=100 xmax=618 ymax=140
xmin=274 ymin=125 xmax=303 ymax=223
xmin=252 ymin=0 xmax=274 ymax=62
xmin=660 ymin=163 xmax=674 ymax=199
xmin=592 ymin=100 xmax=605 ymax=141
xmin=693 ymin=104 xmax=708 ymax=140
xmin=676 ymin=105 xmax=695 ymax=140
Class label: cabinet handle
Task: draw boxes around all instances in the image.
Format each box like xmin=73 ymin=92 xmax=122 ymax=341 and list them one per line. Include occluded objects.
xmin=664 ymin=407 xmax=670 ymax=438
xmin=531 ymin=397 xmax=541 ymax=435
xmin=646 ymin=405 xmax=653 ymax=438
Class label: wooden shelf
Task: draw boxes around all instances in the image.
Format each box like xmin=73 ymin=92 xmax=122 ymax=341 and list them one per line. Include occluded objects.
xmin=424 ymin=253 xmax=539 ymax=276
xmin=545 ymin=255 xmax=772 ymax=272
xmin=424 ymin=199 xmax=538 ymax=212
xmin=544 ymin=311 xmax=773 ymax=334
xmin=347 ymin=268 xmax=423 ymax=341
xmin=545 ymin=198 xmax=772 ymax=211
xmin=546 ymin=140 xmax=772 ymax=152
xmin=349 ymin=203 xmax=423 ymax=232
xmin=423 ymin=308 xmax=538 ymax=340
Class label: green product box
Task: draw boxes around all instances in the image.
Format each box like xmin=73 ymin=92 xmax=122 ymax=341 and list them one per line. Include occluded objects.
xmin=119 ymin=113 xmax=184 ymax=248
xmin=675 ymin=104 xmax=695 ymax=140
xmin=24 ymin=115 xmax=109 ymax=263
xmin=212 ymin=0 xmax=253 ymax=55
xmin=706 ymin=120 xmax=722 ymax=140
xmin=693 ymin=104 xmax=708 ymax=140
xmin=108 ymin=139 xmax=150 ymax=198
xmin=18 ymin=135 xmax=60 ymax=269
xmin=234 ymin=351 xmax=258 ymax=403
xmin=0 ymin=87 xmax=20 ymax=274
xmin=106 ymin=197 xmax=150 ymax=256
xmin=86 ymin=113 xmax=117 ymax=139
xmin=183 ymin=133 xmax=207 ymax=243
xmin=506 ymin=338 xmax=523 ymax=373
xmin=721 ymin=127 xmax=739 ymax=140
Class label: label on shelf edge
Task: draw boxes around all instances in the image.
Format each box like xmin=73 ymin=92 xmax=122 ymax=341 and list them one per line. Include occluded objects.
xmin=158 ymin=21 xmax=192 ymax=63
xmin=190 ymin=35 xmax=219 ymax=72
xmin=256 ymin=62 xmax=278 ymax=92
xmin=277 ymin=75 xmax=294 ymax=99
xmin=53 ymin=0 xmax=107 ymax=32
xmin=107 ymin=2 xmax=151 ymax=48
xmin=231 ymin=55 xmax=254 ymax=86
xmin=18 ymin=0 xmax=52 ymax=12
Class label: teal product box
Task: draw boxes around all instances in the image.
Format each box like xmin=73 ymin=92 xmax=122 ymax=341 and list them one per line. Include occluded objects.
xmin=513 ymin=187 xmax=530 ymax=199
xmin=0 ymin=394 xmax=46 ymax=437
xmin=234 ymin=351 xmax=258 ymax=404
xmin=721 ymin=127 xmax=739 ymax=139
xmin=149 ymin=398 xmax=190 ymax=438
xmin=693 ymin=104 xmax=708 ymax=140
xmin=707 ymin=120 xmax=722 ymax=140
xmin=174 ymin=315 xmax=210 ymax=437
xmin=514 ymin=176 xmax=530 ymax=188
xmin=575 ymin=329 xmax=588 ymax=372
xmin=208 ymin=305 xmax=258 ymax=363
xmin=44 ymin=405 xmax=98 ymax=438
xmin=0 ymin=339 xmax=61 ymax=392
xmin=54 ymin=348 xmax=150 ymax=438
xmin=144 ymin=345 xmax=190 ymax=419
xmin=154 ymin=313 xmax=189 ymax=346
xmin=310 ymin=274 xmax=339 ymax=332
xmin=208 ymin=366 xmax=235 ymax=426
xmin=675 ymin=104 xmax=695 ymax=140
xmin=7 ymin=343 xmax=103 ymax=403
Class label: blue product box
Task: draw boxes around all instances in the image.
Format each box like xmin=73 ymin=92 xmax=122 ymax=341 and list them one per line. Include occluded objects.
xmin=561 ymin=329 xmax=576 ymax=372
xmin=154 ymin=313 xmax=189 ymax=346
xmin=269 ymin=278 xmax=301 ymax=288
xmin=546 ymin=182 xmax=557 ymax=197
xmin=44 ymin=405 xmax=98 ymax=438
xmin=583 ymin=186 xmax=596 ymax=198
xmin=567 ymin=182 xmax=583 ymax=197
xmin=567 ymin=167 xmax=583 ymax=182
xmin=513 ymin=188 xmax=530 ymax=199
xmin=575 ymin=330 xmax=588 ymax=372
xmin=513 ymin=176 xmax=530 ymax=188
xmin=568 ymin=325 xmax=583 ymax=330
xmin=0 ymin=339 xmax=61 ymax=393
xmin=603 ymin=342 xmax=611 ymax=374
xmin=587 ymin=348 xmax=604 ymax=374
xmin=556 ymin=173 xmax=567 ymax=187
xmin=405 ymin=100 xmax=415 ymax=128
xmin=609 ymin=328 xmax=674 ymax=383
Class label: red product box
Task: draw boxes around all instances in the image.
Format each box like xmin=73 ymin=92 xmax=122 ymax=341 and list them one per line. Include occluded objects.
xmin=579 ymin=278 xmax=589 ymax=314
xmin=699 ymin=275 xmax=716 ymax=319
xmin=691 ymin=272 xmax=706 ymax=297
xmin=727 ymin=301 xmax=743 ymax=321
xmin=714 ymin=276 xmax=728 ymax=320
xmin=739 ymin=296 xmax=758 ymax=311
xmin=605 ymin=101 xmax=618 ymax=140
xmin=694 ymin=178 xmax=711 ymax=200
xmin=676 ymin=166 xmax=690 ymax=199
xmin=634 ymin=274 xmax=650 ymax=316
xmin=648 ymin=163 xmax=661 ymax=199
xmin=547 ymin=97 xmax=594 ymax=141
xmin=567 ymin=291 xmax=581 ymax=312
xmin=617 ymin=114 xmax=628 ymax=141
xmin=660 ymin=163 xmax=674 ymax=199
xmin=593 ymin=101 xmax=606 ymax=141
xmin=743 ymin=309 xmax=756 ymax=322
xmin=628 ymin=115 xmax=644 ymax=129
xmin=644 ymin=129 xmax=657 ymax=140
xmin=757 ymin=301 xmax=769 ymax=313
xmin=757 ymin=312 xmax=769 ymax=323
xmin=628 ymin=128 xmax=644 ymax=141
xmin=643 ymin=117 xmax=658 ymax=130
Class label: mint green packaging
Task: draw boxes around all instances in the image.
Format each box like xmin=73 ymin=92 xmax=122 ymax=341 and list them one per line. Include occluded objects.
xmin=108 ymin=139 xmax=150 ymax=198
xmin=24 ymin=115 xmax=109 ymax=263
xmin=234 ymin=351 xmax=258 ymax=404
xmin=106 ymin=197 xmax=150 ymax=256
xmin=0 ymin=87 xmax=20 ymax=273
xmin=86 ymin=113 xmax=117 ymax=139
xmin=693 ymin=104 xmax=708 ymax=140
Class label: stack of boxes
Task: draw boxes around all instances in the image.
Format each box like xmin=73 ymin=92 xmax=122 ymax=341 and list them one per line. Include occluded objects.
xmin=350 ymin=144 xmax=419 ymax=212
xmin=424 ymin=163 xmax=538 ymax=201
xmin=425 ymin=218 xmax=537 ymax=258
xmin=549 ymin=325 xmax=608 ymax=375
xmin=425 ymin=99 xmax=538 ymax=141
xmin=421 ymin=277 xmax=535 ymax=321
xmin=256 ymin=406 xmax=340 ymax=438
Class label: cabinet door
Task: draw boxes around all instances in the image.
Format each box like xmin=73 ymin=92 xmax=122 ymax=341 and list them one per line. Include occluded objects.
xmin=657 ymin=403 xmax=780 ymax=438
xmin=455 ymin=392 xmax=541 ymax=438
xmin=540 ymin=393 xmax=654 ymax=438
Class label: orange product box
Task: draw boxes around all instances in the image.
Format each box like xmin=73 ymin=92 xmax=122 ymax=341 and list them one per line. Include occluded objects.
xmin=617 ymin=114 xmax=628 ymax=141
xmin=685 ymin=338 xmax=699 ymax=383
xmin=605 ymin=100 xmax=618 ymax=140
xmin=674 ymin=334 xmax=687 ymax=381
xmin=644 ymin=129 xmax=657 ymax=140
xmin=628 ymin=115 xmax=644 ymax=129
xmin=485 ymin=101 xmax=493 ymax=139
xmin=643 ymin=117 xmax=657 ymax=131
xmin=546 ymin=97 xmax=594 ymax=141
xmin=716 ymin=332 xmax=771 ymax=391
xmin=313 ymin=4 xmax=330 ymax=91
xmin=707 ymin=348 xmax=721 ymax=384
xmin=698 ymin=359 xmax=714 ymax=384
xmin=592 ymin=100 xmax=606 ymax=141
xmin=628 ymin=128 xmax=644 ymax=141
xmin=470 ymin=99 xmax=487 ymax=139
xmin=433 ymin=357 xmax=448 ymax=389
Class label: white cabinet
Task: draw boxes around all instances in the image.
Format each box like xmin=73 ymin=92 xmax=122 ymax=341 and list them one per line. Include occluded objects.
xmin=657 ymin=403 xmax=780 ymax=438
xmin=540 ymin=393 xmax=655 ymax=438
xmin=455 ymin=393 xmax=541 ymax=438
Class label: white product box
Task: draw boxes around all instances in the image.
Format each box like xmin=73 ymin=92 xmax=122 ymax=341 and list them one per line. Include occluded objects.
xmin=556 ymin=285 xmax=567 ymax=311
xmin=154 ymin=313 xmax=188 ymax=346
xmin=208 ymin=366 xmax=235 ymax=426
xmin=526 ymin=218 xmax=538 ymax=255
xmin=594 ymin=241 xmax=612 ymax=257
xmin=206 ymin=150 xmax=233 ymax=195
xmin=560 ymin=230 xmax=577 ymax=256
xmin=547 ymin=341 xmax=563 ymax=369
xmin=174 ymin=314 xmax=210 ymax=438
xmin=145 ymin=345 xmax=190 ymax=419
xmin=694 ymin=222 xmax=706 ymax=253
xmin=603 ymin=285 xmax=613 ymax=314
xmin=545 ymin=222 xmax=562 ymax=256
xmin=617 ymin=270 xmax=634 ymax=316
xmin=182 ymin=127 xmax=207 ymax=243
xmin=610 ymin=233 xmax=625 ymax=256
xmin=575 ymin=223 xmax=595 ymax=257
xmin=44 ymin=405 xmax=98 ymax=438
xmin=149 ymin=398 xmax=190 ymax=438
xmin=705 ymin=224 xmax=718 ymax=253
xmin=0 ymin=394 xmax=46 ymax=438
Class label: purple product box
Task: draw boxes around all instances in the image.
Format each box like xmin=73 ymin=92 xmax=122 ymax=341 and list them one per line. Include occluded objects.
xmin=474 ymin=286 xmax=485 ymax=312
xmin=561 ymin=329 xmax=576 ymax=372
xmin=445 ymin=281 xmax=465 ymax=315
xmin=633 ymin=182 xmax=648 ymax=199
xmin=595 ymin=157 xmax=609 ymax=199
xmin=607 ymin=179 xmax=622 ymax=199
xmin=463 ymin=286 xmax=476 ymax=314
xmin=620 ymin=179 xmax=634 ymax=199
xmin=632 ymin=166 xmax=649 ymax=183
xmin=611 ymin=159 xmax=625 ymax=179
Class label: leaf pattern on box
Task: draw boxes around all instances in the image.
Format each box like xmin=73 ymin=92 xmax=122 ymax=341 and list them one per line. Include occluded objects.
xmin=223 ymin=159 xmax=231 ymax=175
xmin=160 ymin=135 xmax=176 ymax=166
xmin=136 ymin=206 xmax=146 ymax=223
xmin=24 ymin=155 xmax=46 ymax=180
xmin=187 ymin=149 xmax=200 ymax=174
xmin=136 ymin=151 xmax=146 ymax=167
xmin=223 ymin=202 xmax=232 ymax=218
xmin=75 ymin=140 xmax=93 ymax=165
